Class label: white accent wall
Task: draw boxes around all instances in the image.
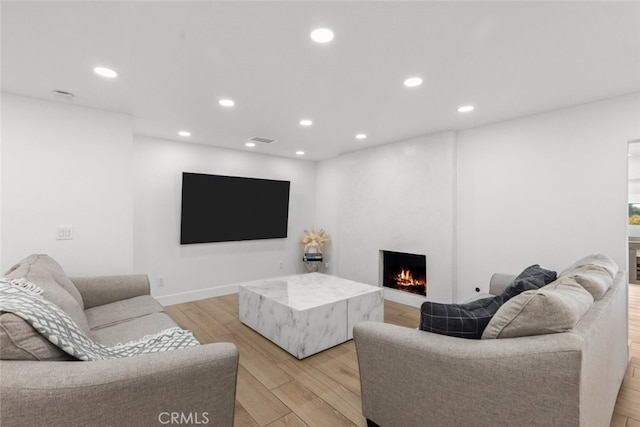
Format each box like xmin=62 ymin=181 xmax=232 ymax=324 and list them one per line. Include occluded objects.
xmin=133 ymin=136 xmax=316 ymax=304
xmin=316 ymin=132 xmax=456 ymax=306
xmin=1 ymin=94 xmax=134 ymax=275
xmin=317 ymin=94 xmax=640 ymax=305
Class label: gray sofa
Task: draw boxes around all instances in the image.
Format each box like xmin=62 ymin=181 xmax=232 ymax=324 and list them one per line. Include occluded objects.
xmin=0 ymin=254 xmax=239 ymax=427
xmin=354 ymin=255 xmax=628 ymax=427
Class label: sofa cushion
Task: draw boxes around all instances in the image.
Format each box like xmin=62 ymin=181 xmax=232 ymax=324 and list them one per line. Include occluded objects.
xmin=560 ymin=264 xmax=612 ymax=300
xmin=482 ymin=276 xmax=594 ymax=339
xmin=85 ymin=295 xmax=165 ymax=330
xmin=0 ymin=313 xmax=75 ymax=360
xmin=90 ymin=312 xmax=180 ymax=346
xmin=559 ymin=253 xmax=618 ymax=279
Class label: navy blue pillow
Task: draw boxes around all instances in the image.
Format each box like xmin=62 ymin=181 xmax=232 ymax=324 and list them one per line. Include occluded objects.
xmin=500 ymin=264 xmax=557 ymax=302
xmin=419 ymin=264 xmax=557 ymax=339
xmin=419 ymin=296 xmax=503 ymax=339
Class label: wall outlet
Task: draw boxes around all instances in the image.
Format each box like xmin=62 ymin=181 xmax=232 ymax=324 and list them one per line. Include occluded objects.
xmin=158 ymin=276 xmax=165 ymax=287
xmin=278 ymin=261 xmax=283 ymax=270
xmin=324 ymin=262 xmax=329 ymax=268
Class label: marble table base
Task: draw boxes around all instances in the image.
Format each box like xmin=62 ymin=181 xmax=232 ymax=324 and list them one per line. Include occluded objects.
xmin=238 ymin=273 xmax=384 ymax=359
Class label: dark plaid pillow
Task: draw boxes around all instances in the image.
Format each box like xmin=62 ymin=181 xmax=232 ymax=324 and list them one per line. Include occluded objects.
xmin=419 ymin=264 xmax=557 ymax=339
xmin=419 ymin=296 xmax=503 ymax=339
xmin=500 ymin=264 xmax=557 ymax=302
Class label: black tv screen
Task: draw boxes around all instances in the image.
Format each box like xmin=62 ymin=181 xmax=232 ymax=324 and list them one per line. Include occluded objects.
xmin=180 ymin=172 xmax=291 ymax=244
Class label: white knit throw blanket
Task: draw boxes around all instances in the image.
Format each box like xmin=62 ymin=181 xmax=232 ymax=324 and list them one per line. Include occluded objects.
xmin=0 ymin=278 xmax=199 ymax=361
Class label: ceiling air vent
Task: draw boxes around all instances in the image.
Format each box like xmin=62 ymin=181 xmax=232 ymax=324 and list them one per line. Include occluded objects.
xmin=51 ymin=90 xmax=75 ymax=101
xmin=249 ymin=136 xmax=277 ymax=144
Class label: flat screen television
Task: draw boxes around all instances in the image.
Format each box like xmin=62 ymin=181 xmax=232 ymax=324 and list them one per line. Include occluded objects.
xmin=180 ymin=172 xmax=291 ymax=244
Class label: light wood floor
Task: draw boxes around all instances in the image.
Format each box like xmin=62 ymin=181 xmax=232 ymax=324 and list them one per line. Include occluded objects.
xmin=166 ymin=284 xmax=640 ymax=427
xmin=613 ymin=284 xmax=640 ymax=427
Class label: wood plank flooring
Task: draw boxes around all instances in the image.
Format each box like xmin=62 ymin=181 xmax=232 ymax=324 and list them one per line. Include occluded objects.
xmin=166 ymin=285 xmax=640 ymax=427
xmin=612 ymin=284 xmax=640 ymax=427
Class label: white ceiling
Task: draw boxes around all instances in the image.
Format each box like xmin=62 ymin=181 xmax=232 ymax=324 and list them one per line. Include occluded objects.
xmin=2 ymin=1 xmax=640 ymax=161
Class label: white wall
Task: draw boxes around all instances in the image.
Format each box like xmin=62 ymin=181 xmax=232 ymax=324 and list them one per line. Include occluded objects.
xmin=316 ymin=132 xmax=456 ymax=306
xmin=0 ymin=94 xmax=316 ymax=304
xmin=1 ymin=93 xmax=134 ymax=275
xmin=317 ymin=93 xmax=639 ymax=305
xmin=133 ymin=136 xmax=317 ymax=304
xmin=456 ymin=94 xmax=640 ymax=301
xmin=3 ymin=92 xmax=638 ymax=307
xmin=314 ymin=158 xmax=342 ymax=275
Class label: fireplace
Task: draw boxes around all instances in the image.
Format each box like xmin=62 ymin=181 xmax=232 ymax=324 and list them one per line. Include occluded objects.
xmin=381 ymin=250 xmax=427 ymax=296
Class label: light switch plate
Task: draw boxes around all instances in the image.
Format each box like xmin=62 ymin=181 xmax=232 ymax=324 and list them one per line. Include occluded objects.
xmin=56 ymin=227 xmax=74 ymax=240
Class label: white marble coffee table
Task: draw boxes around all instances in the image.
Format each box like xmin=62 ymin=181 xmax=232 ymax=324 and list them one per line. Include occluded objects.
xmin=238 ymin=273 xmax=384 ymax=359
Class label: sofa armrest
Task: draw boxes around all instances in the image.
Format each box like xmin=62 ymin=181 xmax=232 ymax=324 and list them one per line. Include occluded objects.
xmin=488 ymin=272 xmax=516 ymax=295
xmin=70 ymin=274 xmax=150 ymax=308
xmin=0 ymin=342 xmax=239 ymax=427
xmin=354 ymin=321 xmax=583 ymax=427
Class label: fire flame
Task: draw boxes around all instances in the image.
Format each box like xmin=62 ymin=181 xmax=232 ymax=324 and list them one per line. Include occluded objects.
xmin=393 ymin=268 xmax=425 ymax=286
xmin=388 ymin=267 xmax=427 ymax=296
xmin=398 ymin=268 xmax=413 ymax=282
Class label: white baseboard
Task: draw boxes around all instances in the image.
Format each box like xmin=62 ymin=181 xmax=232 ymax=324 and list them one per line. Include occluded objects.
xmin=155 ymin=283 xmax=240 ymax=306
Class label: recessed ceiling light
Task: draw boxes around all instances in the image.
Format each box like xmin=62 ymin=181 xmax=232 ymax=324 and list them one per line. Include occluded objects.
xmin=403 ymin=77 xmax=423 ymax=87
xmin=457 ymin=105 xmax=475 ymax=113
xmin=300 ymin=119 xmax=313 ymax=126
xmin=93 ymin=67 xmax=118 ymax=78
xmin=245 ymin=142 xmax=256 ymax=148
xmin=310 ymin=28 xmax=334 ymax=44
xmin=178 ymin=130 xmax=191 ymax=137
xmin=296 ymin=151 xmax=305 ymax=156
xmin=219 ymin=99 xmax=235 ymax=107
xmin=355 ymin=133 xmax=367 ymax=140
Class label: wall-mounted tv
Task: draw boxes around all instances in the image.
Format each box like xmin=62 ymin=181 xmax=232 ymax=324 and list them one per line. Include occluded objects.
xmin=180 ymin=172 xmax=290 ymax=244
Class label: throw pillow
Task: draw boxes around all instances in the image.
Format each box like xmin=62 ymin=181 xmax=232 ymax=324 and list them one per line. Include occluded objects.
xmin=559 ymin=254 xmax=618 ymax=279
xmin=419 ymin=264 xmax=557 ymax=339
xmin=499 ymin=264 xmax=557 ymax=301
xmin=4 ymin=254 xmax=85 ymax=308
xmin=560 ymin=263 xmax=612 ymax=300
xmin=0 ymin=313 xmax=74 ymax=361
xmin=3 ymin=254 xmax=91 ymax=334
xmin=419 ymin=296 xmax=503 ymax=339
xmin=482 ymin=276 xmax=594 ymax=339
